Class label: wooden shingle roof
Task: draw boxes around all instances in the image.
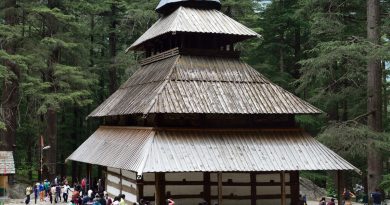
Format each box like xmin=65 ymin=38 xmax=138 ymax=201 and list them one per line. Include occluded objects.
xmin=127 ymin=6 xmax=260 ymax=51
xmin=156 ymin=0 xmax=221 ymax=13
xmin=67 ymin=126 xmax=359 ymax=174
xmin=89 ymin=51 xmax=321 ymax=117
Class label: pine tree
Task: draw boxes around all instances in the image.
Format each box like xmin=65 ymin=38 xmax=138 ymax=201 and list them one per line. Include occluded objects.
xmin=0 ymin=0 xmax=20 ymax=152
xmin=366 ymin=0 xmax=382 ymax=196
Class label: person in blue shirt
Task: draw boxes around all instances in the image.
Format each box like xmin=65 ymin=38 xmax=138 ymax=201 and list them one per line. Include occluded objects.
xmin=371 ymin=188 xmax=382 ymax=205
xmin=39 ymin=183 xmax=44 ymax=202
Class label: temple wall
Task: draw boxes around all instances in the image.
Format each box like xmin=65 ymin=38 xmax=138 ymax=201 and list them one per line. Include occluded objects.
xmin=106 ymin=167 xmax=138 ymax=204
xmin=142 ymin=172 xmax=293 ymax=205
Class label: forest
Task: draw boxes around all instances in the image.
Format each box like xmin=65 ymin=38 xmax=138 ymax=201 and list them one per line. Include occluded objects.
xmin=1 ymin=0 xmax=390 ymax=199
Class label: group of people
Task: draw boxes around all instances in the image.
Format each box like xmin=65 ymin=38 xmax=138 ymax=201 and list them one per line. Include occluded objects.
xmin=24 ymin=176 xmax=114 ymax=205
xmin=316 ymin=187 xmax=383 ymax=205
xmin=69 ymin=188 xmax=125 ymax=205
xmin=25 ymin=177 xmax=71 ymax=204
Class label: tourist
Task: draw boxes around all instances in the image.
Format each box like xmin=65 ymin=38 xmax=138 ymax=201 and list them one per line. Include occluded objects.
xmin=88 ymin=189 xmax=93 ymax=198
xmin=97 ymin=179 xmax=103 ymax=193
xmin=82 ymin=193 xmax=92 ymax=205
xmin=72 ymin=187 xmax=80 ymax=205
xmin=50 ymin=185 xmax=56 ymax=204
xmin=54 ymin=175 xmax=60 ymax=185
xmin=39 ymin=182 xmax=45 ymax=202
xmin=63 ymin=182 xmax=71 ymax=202
xmin=85 ymin=196 xmax=94 ymax=205
xmin=327 ymin=198 xmax=335 ymax=205
xmin=98 ymin=193 xmax=107 ymax=205
xmin=371 ymin=188 xmax=382 ymax=205
xmin=119 ymin=194 xmax=126 ymax=205
xmin=112 ymin=197 xmax=120 ymax=205
xmin=55 ymin=183 xmax=62 ymax=202
xmin=44 ymin=179 xmax=50 ymax=196
xmin=342 ymin=188 xmax=353 ymax=205
xmin=25 ymin=184 xmax=33 ymax=204
xmin=33 ymin=184 xmax=39 ymax=204
xmin=93 ymin=193 xmax=103 ymax=205
xmin=104 ymin=191 xmax=112 ymax=205
xmin=298 ymin=194 xmax=305 ymax=205
xmin=319 ymin=197 xmax=326 ymax=205
xmin=81 ymin=178 xmax=87 ymax=195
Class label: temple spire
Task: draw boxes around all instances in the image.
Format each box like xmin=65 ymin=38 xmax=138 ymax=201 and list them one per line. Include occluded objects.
xmin=156 ymin=0 xmax=221 ymax=14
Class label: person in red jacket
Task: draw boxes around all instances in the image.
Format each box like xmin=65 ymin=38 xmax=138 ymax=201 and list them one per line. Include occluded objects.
xmin=81 ymin=178 xmax=86 ymax=196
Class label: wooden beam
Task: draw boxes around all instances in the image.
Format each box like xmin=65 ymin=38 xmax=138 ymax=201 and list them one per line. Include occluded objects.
xmin=87 ymin=164 xmax=92 ymax=191
xmin=218 ymin=172 xmax=223 ymax=205
xmin=204 ymin=172 xmax=211 ymax=205
xmin=137 ymin=175 xmax=144 ymax=202
xmin=155 ymin=173 xmax=165 ymax=205
xmin=141 ymin=194 xmax=293 ymax=201
xmin=337 ymin=171 xmax=343 ymax=205
xmin=119 ymin=169 xmax=123 ymax=195
xmin=281 ymin=171 xmax=286 ymax=205
xmin=290 ymin=171 xmax=300 ymax=205
xmin=250 ymin=173 xmax=256 ymax=205
xmin=143 ymin=180 xmax=292 ymax=186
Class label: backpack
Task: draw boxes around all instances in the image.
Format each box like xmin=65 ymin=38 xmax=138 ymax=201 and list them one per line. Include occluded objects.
xmin=344 ymin=191 xmax=351 ymax=200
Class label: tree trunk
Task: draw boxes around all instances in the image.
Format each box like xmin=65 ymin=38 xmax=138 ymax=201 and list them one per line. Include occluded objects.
xmin=383 ymin=61 xmax=388 ymax=122
xmin=27 ymin=138 xmax=33 ymax=180
xmin=109 ymin=3 xmax=118 ymax=94
xmin=71 ymin=107 xmax=80 ymax=184
xmin=44 ymin=46 xmax=59 ymax=180
xmin=279 ymin=48 xmax=284 ymax=73
xmin=293 ymin=25 xmax=301 ymax=79
xmin=45 ymin=108 xmax=57 ymax=180
xmin=1 ymin=0 xmax=19 ymax=152
xmin=43 ymin=0 xmax=61 ymax=181
xmin=366 ymin=0 xmax=382 ymax=196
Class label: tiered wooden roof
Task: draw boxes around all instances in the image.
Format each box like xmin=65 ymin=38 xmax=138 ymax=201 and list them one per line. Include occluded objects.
xmin=67 ymin=126 xmax=359 ymax=174
xmin=89 ymin=49 xmax=321 ymax=117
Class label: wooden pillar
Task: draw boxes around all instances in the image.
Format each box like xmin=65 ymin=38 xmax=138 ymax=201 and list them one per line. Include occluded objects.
xmin=337 ymin=171 xmax=344 ymax=205
xmin=87 ymin=164 xmax=92 ymax=191
xmin=250 ymin=173 xmax=257 ymax=205
xmin=290 ymin=171 xmax=300 ymax=205
xmin=105 ymin=167 xmax=108 ymax=192
xmin=137 ymin=175 xmax=144 ymax=202
xmin=281 ymin=171 xmax=286 ymax=205
xmin=119 ymin=169 xmax=123 ymax=195
xmin=155 ymin=173 xmax=165 ymax=205
xmin=218 ymin=172 xmax=223 ymax=205
xmin=204 ymin=172 xmax=211 ymax=205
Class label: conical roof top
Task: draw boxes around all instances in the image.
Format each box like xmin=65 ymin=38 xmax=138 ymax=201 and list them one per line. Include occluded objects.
xmin=156 ymin=0 xmax=221 ymax=13
xmin=127 ymin=6 xmax=260 ymax=51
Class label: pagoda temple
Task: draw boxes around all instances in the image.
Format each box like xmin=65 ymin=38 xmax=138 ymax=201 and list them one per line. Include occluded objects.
xmin=67 ymin=1 xmax=359 ymax=205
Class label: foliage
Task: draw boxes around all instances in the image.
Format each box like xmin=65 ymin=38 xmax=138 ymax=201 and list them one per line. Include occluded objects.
xmin=318 ymin=122 xmax=390 ymax=157
xmin=0 ymin=121 xmax=5 ymax=131
xmin=380 ymin=174 xmax=390 ymax=193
